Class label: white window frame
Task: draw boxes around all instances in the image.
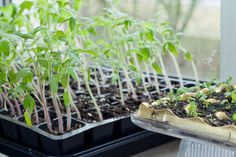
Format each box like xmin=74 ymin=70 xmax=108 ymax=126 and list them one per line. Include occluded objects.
xmin=220 ymin=0 xmax=236 ymax=81
xmin=0 ymin=0 xmax=11 ymax=6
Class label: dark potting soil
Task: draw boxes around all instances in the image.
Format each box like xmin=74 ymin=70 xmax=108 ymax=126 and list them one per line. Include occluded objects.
xmin=152 ymin=85 xmax=236 ymax=127
xmin=79 ymin=104 xmax=130 ymax=123
xmin=91 ymin=84 xmax=117 ymax=95
xmin=77 ymin=90 xmax=166 ymax=123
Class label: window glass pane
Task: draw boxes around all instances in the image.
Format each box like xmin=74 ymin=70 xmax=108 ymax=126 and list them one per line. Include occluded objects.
xmin=79 ymin=0 xmax=220 ymax=81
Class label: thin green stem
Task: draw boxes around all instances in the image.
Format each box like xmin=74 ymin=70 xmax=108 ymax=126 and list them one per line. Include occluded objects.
xmin=94 ymin=68 xmax=101 ymax=96
xmin=52 ymin=94 xmax=64 ymax=133
xmin=67 ymin=106 xmax=71 ymax=131
xmin=34 ymin=106 xmax=39 ymax=124
xmin=13 ymin=99 xmax=22 ymax=117
xmin=117 ymin=75 xmax=125 ymax=106
xmin=169 ymin=53 xmax=183 ymax=87
xmin=154 ymin=49 xmax=173 ymax=90
xmin=82 ymin=67 xmax=103 ymax=121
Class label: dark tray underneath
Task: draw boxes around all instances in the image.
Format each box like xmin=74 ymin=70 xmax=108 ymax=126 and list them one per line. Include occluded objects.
xmin=0 ymin=130 xmax=176 ymax=157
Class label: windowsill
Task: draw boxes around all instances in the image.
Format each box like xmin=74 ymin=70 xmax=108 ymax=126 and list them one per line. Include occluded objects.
xmin=131 ymin=140 xmax=180 ymax=157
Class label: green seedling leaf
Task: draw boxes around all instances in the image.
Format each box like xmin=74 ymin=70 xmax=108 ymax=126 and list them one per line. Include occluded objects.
xmin=23 ymin=94 xmax=35 ymax=114
xmin=18 ymin=1 xmax=33 ymax=15
xmin=225 ymin=91 xmax=233 ymax=98
xmin=129 ymin=65 xmax=137 ymax=72
xmin=25 ymin=72 xmax=33 ymax=83
xmin=140 ymin=47 xmax=150 ymax=61
xmin=73 ymin=0 xmax=83 ymax=11
xmin=162 ymin=43 xmax=168 ymax=55
xmin=226 ymin=77 xmax=232 ymax=84
xmin=137 ymin=54 xmax=143 ymax=63
xmin=54 ymin=30 xmax=66 ymax=41
xmin=8 ymin=70 xmax=17 ymax=83
xmin=20 ymin=1 xmax=33 ymax=10
xmin=231 ymin=92 xmax=236 ymax=102
xmin=104 ymin=49 xmax=111 ymax=58
xmin=145 ymin=29 xmax=154 ymax=41
xmin=176 ymin=87 xmax=188 ymax=95
xmin=167 ymin=43 xmax=179 ymax=56
xmin=185 ymin=102 xmax=198 ymax=117
xmin=220 ymin=99 xmax=228 ymax=105
xmin=139 ymin=31 xmax=144 ymax=40
xmin=49 ymin=76 xmax=58 ymax=94
xmin=84 ymin=39 xmax=93 ymax=47
xmin=195 ymin=92 xmax=201 ymax=98
xmin=61 ymin=73 xmax=69 ymax=88
xmin=11 ymin=5 xmax=17 ymax=18
xmin=152 ymin=62 xmax=162 ymax=74
xmin=84 ymin=49 xmax=98 ymax=57
xmin=63 ymin=90 xmax=71 ymax=107
xmin=58 ymin=0 xmax=70 ymax=7
xmin=0 ymin=71 xmax=7 ymax=82
xmin=24 ymin=111 xmax=32 ymax=127
xmin=17 ymin=68 xmax=33 ymax=83
xmin=0 ymin=40 xmax=10 ymax=56
xmin=80 ymin=29 xmax=89 ymax=36
xmin=129 ymin=57 xmax=135 ymax=65
xmin=232 ymin=113 xmax=236 ymax=121
xmin=124 ymin=19 xmax=131 ymax=30
xmin=68 ymin=67 xmax=78 ymax=80
xmin=169 ymin=90 xmax=174 ymax=98
xmin=38 ymin=58 xmax=49 ymax=69
xmin=199 ymin=93 xmax=207 ymax=101
xmin=60 ymin=9 xmax=72 ymax=21
xmin=36 ymin=46 xmax=48 ymax=52
xmin=184 ymin=51 xmax=193 ymax=61
xmin=69 ymin=17 xmax=76 ymax=31
xmin=111 ymin=73 xmax=119 ymax=84
xmin=87 ymin=26 xmax=97 ymax=35
xmin=135 ymin=76 xmax=142 ymax=85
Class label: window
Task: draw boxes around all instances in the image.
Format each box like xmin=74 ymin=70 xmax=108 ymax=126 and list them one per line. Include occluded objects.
xmin=10 ymin=0 xmax=221 ymax=81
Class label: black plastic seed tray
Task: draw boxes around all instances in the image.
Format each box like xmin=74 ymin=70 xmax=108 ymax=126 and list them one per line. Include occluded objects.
xmin=0 ymin=111 xmax=147 ymax=156
xmin=0 ymin=76 xmax=197 ymax=156
xmin=0 ymin=130 xmax=176 ymax=157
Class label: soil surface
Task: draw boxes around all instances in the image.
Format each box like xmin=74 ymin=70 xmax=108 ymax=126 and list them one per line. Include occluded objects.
xmin=151 ymin=82 xmax=236 ymax=127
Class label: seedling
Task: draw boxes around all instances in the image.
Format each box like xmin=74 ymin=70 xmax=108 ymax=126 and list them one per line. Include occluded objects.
xmin=232 ymin=113 xmax=236 ymax=121
xmin=0 ymin=0 xmax=197 ymax=136
xmin=185 ymin=101 xmax=198 ymax=117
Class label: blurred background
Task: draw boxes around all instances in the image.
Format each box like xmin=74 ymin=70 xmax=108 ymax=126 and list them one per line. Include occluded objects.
xmin=6 ymin=0 xmax=221 ymax=81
